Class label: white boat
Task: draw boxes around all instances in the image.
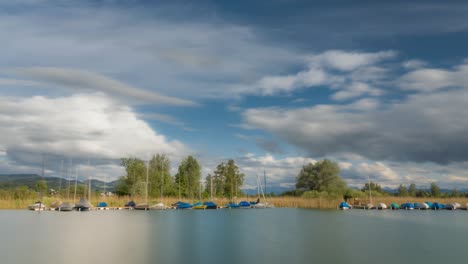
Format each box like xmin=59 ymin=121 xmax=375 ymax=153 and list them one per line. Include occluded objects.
xmin=28 ymin=201 xmax=46 ymax=211
xmin=252 ymin=203 xmax=267 ymax=209
xmin=365 ymin=203 xmax=375 ymax=210
xmin=446 ymin=203 xmax=461 ymax=210
xmin=377 ymin=203 xmax=387 ymax=210
xmin=150 ymin=203 xmax=167 ymax=210
xmin=415 ymin=202 xmax=429 ymax=210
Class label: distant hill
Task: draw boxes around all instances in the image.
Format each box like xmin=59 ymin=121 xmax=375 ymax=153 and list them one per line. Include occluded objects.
xmin=0 ymin=174 xmax=118 ymax=192
xmin=242 ymin=186 xmax=293 ymax=195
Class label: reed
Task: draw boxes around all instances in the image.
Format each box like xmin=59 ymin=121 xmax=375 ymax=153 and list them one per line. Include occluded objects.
xmin=2 ymin=196 xmax=468 ymax=209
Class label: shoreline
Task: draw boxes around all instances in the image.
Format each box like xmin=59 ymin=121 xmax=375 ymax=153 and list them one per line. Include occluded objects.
xmin=2 ymin=196 xmax=468 ymax=210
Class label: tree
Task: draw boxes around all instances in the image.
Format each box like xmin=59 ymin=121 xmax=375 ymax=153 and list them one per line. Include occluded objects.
xmin=35 ymin=180 xmax=48 ymax=194
xmin=362 ymin=182 xmax=382 ymax=193
xmin=121 ymin=158 xmax=147 ymax=196
xmin=398 ymin=184 xmax=408 ymax=196
xmin=174 ymin=156 xmax=201 ymax=199
xmin=430 ymin=182 xmax=441 ymax=197
xmin=148 ymin=154 xmax=173 ymax=198
xmin=296 ymin=160 xmax=347 ymax=195
xmin=115 ymin=176 xmax=130 ymax=196
xmin=408 ymin=183 xmax=417 ymax=197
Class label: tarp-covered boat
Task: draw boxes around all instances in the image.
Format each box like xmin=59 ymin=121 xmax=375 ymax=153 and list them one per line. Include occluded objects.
xmin=377 ymin=203 xmax=387 ymax=210
xmin=239 ymin=201 xmax=251 ymax=208
xmin=97 ymin=202 xmax=108 ymax=208
xmin=415 ymin=203 xmax=429 ymax=210
xmin=445 ymin=203 xmax=461 ymax=210
xmin=173 ymin=201 xmax=192 ymax=209
xmin=203 ymin=201 xmax=218 ymax=209
xmin=58 ymin=202 xmax=74 ymax=212
xmin=125 ymin=200 xmax=136 ymax=208
xmin=134 ymin=203 xmax=149 ymax=210
xmin=192 ymin=202 xmax=207 ymax=210
xmin=431 ymin=202 xmax=445 ymax=210
xmin=75 ymin=198 xmax=92 ymax=211
xmin=226 ymin=202 xmax=240 ymax=208
xmin=150 ymin=203 xmax=167 ymax=210
xmin=338 ymin=201 xmax=351 ymax=210
xmin=390 ymin=203 xmax=400 ymax=210
xmin=28 ymin=201 xmax=46 ymax=211
xmin=401 ymin=203 xmax=415 ymax=210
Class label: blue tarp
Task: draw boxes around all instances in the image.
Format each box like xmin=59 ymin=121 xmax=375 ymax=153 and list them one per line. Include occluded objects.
xmin=432 ymin=202 xmax=445 ymax=210
xmin=173 ymin=201 xmax=192 ymax=209
xmin=125 ymin=201 xmax=136 ymax=207
xmin=226 ymin=203 xmax=240 ymax=208
xmin=425 ymin=202 xmax=433 ymax=207
xmin=192 ymin=202 xmax=203 ymax=207
xmin=339 ymin=202 xmax=351 ymax=209
xmin=97 ymin=202 xmax=108 ymax=207
xmin=401 ymin=203 xmax=414 ymax=209
xmin=203 ymin=201 xmax=217 ymax=207
xmin=239 ymin=201 xmax=251 ymax=207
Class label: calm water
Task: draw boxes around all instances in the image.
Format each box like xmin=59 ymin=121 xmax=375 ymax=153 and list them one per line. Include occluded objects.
xmin=1 ymin=208 xmax=467 ymax=264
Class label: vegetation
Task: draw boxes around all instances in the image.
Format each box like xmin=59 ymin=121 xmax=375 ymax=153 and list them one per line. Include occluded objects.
xmin=296 ymin=159 xmax=347 ymax=197
xmin=205 ymin=159 xmax=244 ymax=199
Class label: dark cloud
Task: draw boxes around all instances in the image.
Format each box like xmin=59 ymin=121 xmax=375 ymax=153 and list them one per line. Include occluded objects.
xmin=243 ymin=86 xmax=468 ymax=164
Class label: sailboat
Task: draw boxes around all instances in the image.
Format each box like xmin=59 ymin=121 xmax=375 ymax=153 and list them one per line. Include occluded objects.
xmin=204 ymin=176 xmax=218 ymax=209
xmin=28 ymin=154 xmax=46 ymax=211
xmin=252 ymin=171 xmax=274 ymax=209
xmin=75 ymin=160 xmax=92 ymax=211
xmin=58 ymin=157 xmax=75 ymax=211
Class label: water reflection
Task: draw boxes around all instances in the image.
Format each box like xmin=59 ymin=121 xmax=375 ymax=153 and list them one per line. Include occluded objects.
xmin=0 ymin=209 xmax=467 ymax=264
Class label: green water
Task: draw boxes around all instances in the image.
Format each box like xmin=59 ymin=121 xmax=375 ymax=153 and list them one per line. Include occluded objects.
xmin=0 ymin=209 xmax=467 ymax=264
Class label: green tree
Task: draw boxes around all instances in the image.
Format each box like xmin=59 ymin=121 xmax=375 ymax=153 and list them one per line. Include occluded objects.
xmin=398 ymin=184 xmax=408 ymax=196
xmin=148 ymin=154 xmax=173 ymax=198
xmin=174 ymin=156 xmax=201 ymax=199
xmin=430 ymin=182 xmax=441 ymax=197
xmin=362 ymin=182 xmax=382 ymax=193
xmin=35 ymin=179 xmax=48 ymax=194
xmin=408 ymin=183 xmax=417 ymax=197
xmin=451 ymin=189 xmax=460 ymax=198
xmin=208 ymin=160 xmax=245 ymax=199
xmin=121 ymin=158 xmax=147 ymax=196
xmin=296 ymin=160 xmax=347 ymax=195
xmin=115 ymin=176 xmax=130 ymax=196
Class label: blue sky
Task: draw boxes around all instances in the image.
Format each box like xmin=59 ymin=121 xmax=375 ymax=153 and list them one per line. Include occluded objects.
xmin=1 ymin=0 xmax=468 ymax=190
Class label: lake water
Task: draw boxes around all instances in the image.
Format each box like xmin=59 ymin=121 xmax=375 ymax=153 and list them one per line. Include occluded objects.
xmin=0 ymin=208 xmax=467 ymax=264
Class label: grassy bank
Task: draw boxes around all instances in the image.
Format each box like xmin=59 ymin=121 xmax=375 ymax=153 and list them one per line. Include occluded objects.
xmin=2 ymin=196 xmax=468 ymax=210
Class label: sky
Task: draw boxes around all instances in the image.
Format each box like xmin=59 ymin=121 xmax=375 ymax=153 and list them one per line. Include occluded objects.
xmin=1 ymin=0 xmax=468 ymax=190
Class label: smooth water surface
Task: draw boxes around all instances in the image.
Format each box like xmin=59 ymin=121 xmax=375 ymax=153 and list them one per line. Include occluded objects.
xmin=1 ymin=209 xmax=467 ymax=264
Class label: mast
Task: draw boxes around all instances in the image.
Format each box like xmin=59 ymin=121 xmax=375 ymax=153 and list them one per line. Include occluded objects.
xmin=67 ymin=157 xmax=72 ymax=200
xmin=264 ymin=170 xmax=267 ymax=197
xmin=210 ymin=175 xmax=213 ymax=201
xmin=73 ymin=165 xmax=78 ymax=203
xmin=145 ymin=160 xmax=149 ymax=205
xmin=59 ymin=159 xmax=63 ymax=195
xmin=367 ymin=175 xmax=373 ymax=204
xmin=87 ymin=158 xmax=91 ymax=202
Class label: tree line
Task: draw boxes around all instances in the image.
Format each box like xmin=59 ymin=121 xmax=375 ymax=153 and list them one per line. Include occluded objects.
xmin=289 ymin=159 xmax=468 ymax=199
xmin=115 ymin=154 xmax=244 ymax=199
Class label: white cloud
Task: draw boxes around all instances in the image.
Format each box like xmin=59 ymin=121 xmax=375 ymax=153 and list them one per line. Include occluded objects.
xmin=233 ymin=50 xmax=395 ymax=97
xmin=398 ymin=63 xmax=468 ymax=92
xmin=309 ymin=50 xmax=396 ymax=71
xmin=0 ymin=93 xmax=189 ymax=164
xmin=331 ymin=82 xmax=382 ymax=101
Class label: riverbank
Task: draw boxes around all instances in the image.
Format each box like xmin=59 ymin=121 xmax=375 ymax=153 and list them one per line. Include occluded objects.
xmin=2 ymin=196 xmax=468 ymax=209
